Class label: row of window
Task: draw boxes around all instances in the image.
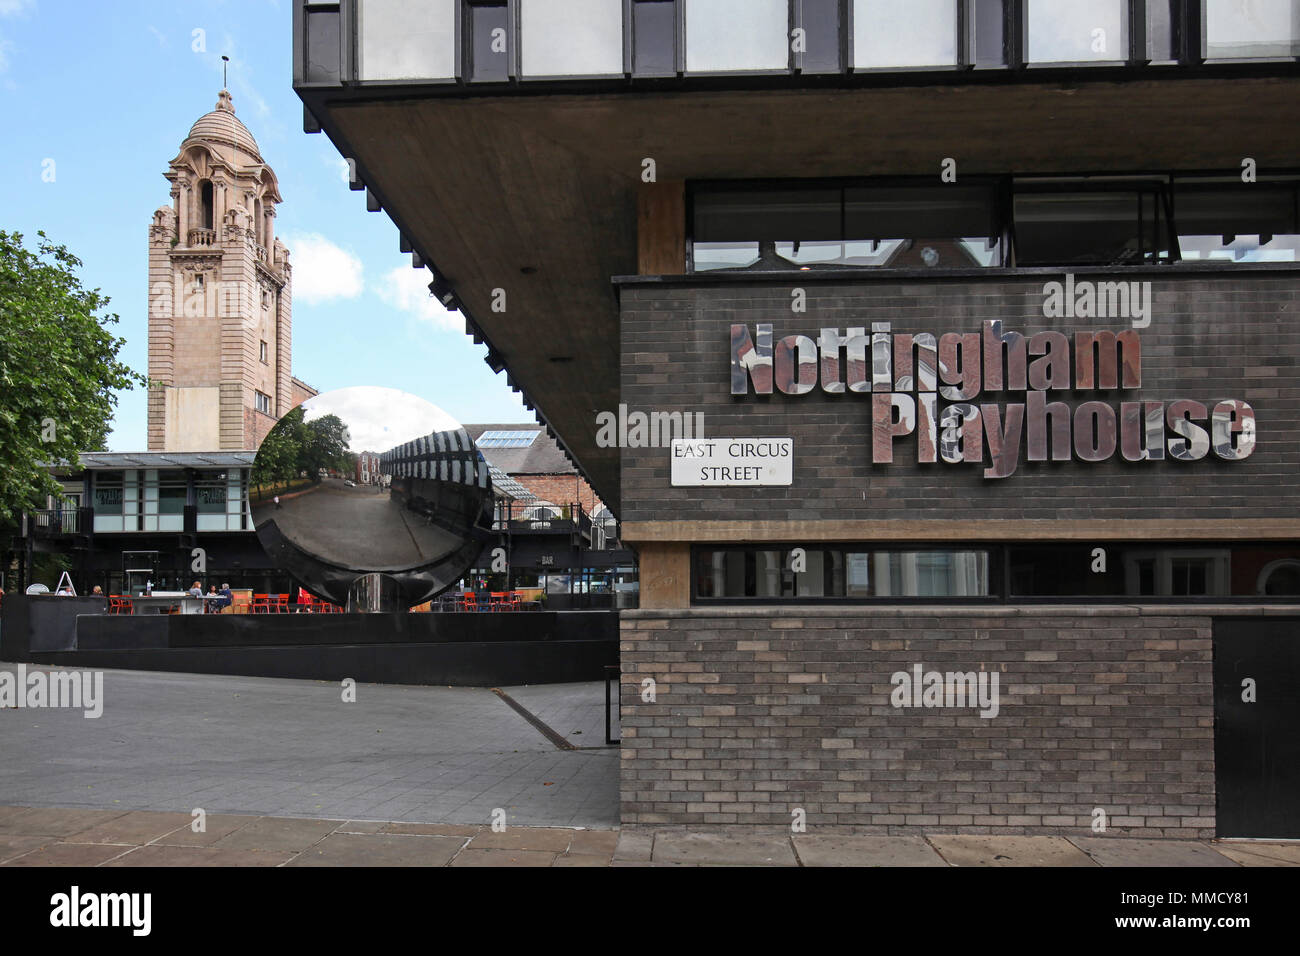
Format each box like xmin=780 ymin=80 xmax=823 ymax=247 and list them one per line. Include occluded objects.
xmin=689 ymin=175 xmax=1300 ymax=271
xmin=694 ymin=544 xmax=1300 ymax=600
xmin=301 ymin=0 xmax=1300 ymax=85
xmin=91 ymin=470 xmax=249 ymax=533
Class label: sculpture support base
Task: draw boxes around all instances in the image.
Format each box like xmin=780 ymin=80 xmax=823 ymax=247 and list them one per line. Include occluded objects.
xmin=346 ymin=573 xmax=403 ymax=613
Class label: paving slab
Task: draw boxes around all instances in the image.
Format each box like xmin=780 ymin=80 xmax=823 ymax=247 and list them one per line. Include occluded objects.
xmin=0 ymin=835 xmax=53 ymax=864
xmin=653 ymin=831 xmax=797 ymax=867
xmin=69 ymin=810 xmax=194 ymax=845
xmin=103 ymin=845 xmax=297 ymax=867
xmin=553 ymin=852 xmax=612 ymax=867
xmin=153 ymin=814 xmax=264 ymax=847
xmin=211 ymin=816 xmax=341 ymax=852
xmin=568 ymin=829 xmax=619 ymax=856
xmin=1070 ymin=837 xmax=1239 ymax=867
xmin=613 ymin=829 xmax=654 ymax=862
xmin=286 ymin=832 xmax=466 ymax=867
xmin=928 ymin=835 xmax=1097 ymax=867
xmin=0 ymin=808 xmax=129 ymax=838
xmin=1 ymin=842 xmax=132 ymax=867
xmin=449 ymin=848 xmax=558 ymax=867
xmin=1212 ymin=842 xmax=1300 ymax=867
xmin=794 ymin=834 xmax=948 ymax=867
xmin=469 ymin=827 xmax=575 ymax=852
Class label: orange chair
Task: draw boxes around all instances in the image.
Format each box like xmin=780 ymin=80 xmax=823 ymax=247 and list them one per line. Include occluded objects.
xmin=273 ymin=594 xmax=290 ymax=613
xmin=459 ymin=592 xmax=478 ymax=613
xmin=109 ymin=596 xmax=132 ymax=615
xmin=251 ymin=593 xmax=269 ymax=614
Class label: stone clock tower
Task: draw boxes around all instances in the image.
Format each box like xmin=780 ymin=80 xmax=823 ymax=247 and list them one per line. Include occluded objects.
xmin=147 ymin=89 xmax=296 ymax=452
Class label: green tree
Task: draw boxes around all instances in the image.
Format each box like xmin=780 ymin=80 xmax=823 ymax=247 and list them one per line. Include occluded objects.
xmin=0 ymin=231 xmax=146 ymax=525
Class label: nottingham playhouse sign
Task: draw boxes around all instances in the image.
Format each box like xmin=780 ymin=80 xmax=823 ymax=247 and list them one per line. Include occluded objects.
xmin=730 ymin=321 xmax=1256 ymax=479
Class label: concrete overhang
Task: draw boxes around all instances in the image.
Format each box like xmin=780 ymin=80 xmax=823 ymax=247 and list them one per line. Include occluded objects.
xmin=297 ymin=75 xmax=1300 ymax=515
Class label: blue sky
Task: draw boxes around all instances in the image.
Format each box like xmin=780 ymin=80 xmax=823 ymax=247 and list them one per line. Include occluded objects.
xmin=0 ymin=0 xmax=528 ymax=451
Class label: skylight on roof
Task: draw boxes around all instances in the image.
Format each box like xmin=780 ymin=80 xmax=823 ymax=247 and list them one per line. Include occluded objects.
xmin=477 ymin=429 xmax=540 ymax=448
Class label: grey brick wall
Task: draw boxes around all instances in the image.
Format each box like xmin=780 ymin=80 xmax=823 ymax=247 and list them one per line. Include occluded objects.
xmin=620 ymin=606 xmax=1215 ymax=836
xmin=619 ymin=272 xmax=1300 ymax=523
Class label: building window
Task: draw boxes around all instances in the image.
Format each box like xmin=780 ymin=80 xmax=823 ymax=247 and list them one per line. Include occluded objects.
xmin=797 ymin=0 xmax=842 ymax=73
xmin=477 ymin=429 xmax=540 ymax=448
xmin=466 ymin=1 xmax=510 ymax=82
xmin=853 ymin=0 xmax=959 ymax=69
xmin=1204 ymin=0 xmax=1300 ymax=60
xmin=684 ymin=0 xmax=789 ymax=73
xmin=520 ymin=0 xmax=623 ymax=77
xmin=968 ymin=0 xmax=1007 ymax=66
xmin=694 ymin=547 xmax=992 ymax=599
xmin=632 ymin=0 xmax=678 ymax=75
xmin=255 ymin=391 xmax=272 ymax=415
xmin=1146 ymin=0 xmax=1177 ymax=63
xmin=1026 ymin=0 xmax=1128 ymax=64
xmin=1012 ymin=184 xmax=1171 ymax=266
xmin=304 ymin=2 xmax=342 ymax=84
xmin=1173 ymin=181 xmax=1300 ymax=263
xmin=358 ymin=0 xmax=456 ymax=81
xmin=690 ymin=180 xmax=1005 ymax=271
xmin=260 ymin=340 xmax=269 ymax=364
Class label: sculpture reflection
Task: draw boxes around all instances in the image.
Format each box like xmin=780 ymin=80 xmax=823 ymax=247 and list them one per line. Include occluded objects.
xmin=250 ymin=387 xmax=493 ymax=611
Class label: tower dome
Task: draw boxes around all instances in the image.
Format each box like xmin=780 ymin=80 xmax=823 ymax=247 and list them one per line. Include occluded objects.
xmin=185 ymin=89 xmax=261 ymax=160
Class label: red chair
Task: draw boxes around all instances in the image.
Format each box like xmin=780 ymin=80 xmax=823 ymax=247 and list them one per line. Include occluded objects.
xmin=273 ymin=594 xmax=290 ymax=613
xmin=251 ymin=593 xmax=270 ymax=614
xmin=109 ymin=596 xmax=132 ymax=615
xmin=458 ymin=592 xmax=478 ymax=613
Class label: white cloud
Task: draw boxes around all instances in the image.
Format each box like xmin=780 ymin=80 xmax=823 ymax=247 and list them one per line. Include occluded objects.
xmin=283 ymin=233 xmax=364 ymax=304
xmin=302 ymin=386 xmax=460 ymax=452
xmin=374 ymin=266 xmax=461 ymax=332
xmin=0 ymin=1 xmax=35 ymax=17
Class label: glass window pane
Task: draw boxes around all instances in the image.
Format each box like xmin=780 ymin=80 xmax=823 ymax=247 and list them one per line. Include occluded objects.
xmin=694 ymin=187 xmax=841 ymax=241
xmin=470 ymin=3 xmax=510 ymax=81
xmin=845 ymin=184 xmax=998 ymax=238
xmin=305 ymin=7 xmax=341 ymax=83
xmin=971 ymin=0 xmax=1006 ymax=65
xmin=686 ymin=0 xmax=789 ymax=72
xmin=1205 ymin=0 xmax=1300 ymax=59
xmin=854 ymin=0 xmax=958 ymax=68
xmin=521 ymin=0 xmax=624 ymax=77
xmin=1027 ymin=0 xmax=1128 ymax=63
xmin=634 ymin=0 xmax=678 ymax=74
xmin=799 ymin=0 xmax=842 ymax=72
xmin=358 ymin=0 xmax=456 ymax=80
xmin=1146 ymin=0 xmax=1176 ymax=62
xmin=1175 ymin=184 xmax=1300 ymax=263
xmin=1014 ymin=190 xmax=1155 ymax=265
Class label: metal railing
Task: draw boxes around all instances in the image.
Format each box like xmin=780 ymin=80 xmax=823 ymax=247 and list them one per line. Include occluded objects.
xmin=29 ymin=509 xmax=81 ymax=534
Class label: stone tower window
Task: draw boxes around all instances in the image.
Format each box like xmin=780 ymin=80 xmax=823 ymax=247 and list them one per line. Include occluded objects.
xmin=199 ymin=180 xmax=214 ymax=230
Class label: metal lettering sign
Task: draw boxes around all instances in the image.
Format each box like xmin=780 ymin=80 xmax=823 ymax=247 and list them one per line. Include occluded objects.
xmin=729 ymin=318 xmax=1256 ymax=479
xmin=671 ymin=439 xmax=794 ymax=486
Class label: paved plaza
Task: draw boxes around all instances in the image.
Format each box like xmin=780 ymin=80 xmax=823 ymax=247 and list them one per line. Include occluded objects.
xmin=0 ymin=664 xmax=619 ymax=828
xmin=1 ymin=663 xmax=1296 ymax=866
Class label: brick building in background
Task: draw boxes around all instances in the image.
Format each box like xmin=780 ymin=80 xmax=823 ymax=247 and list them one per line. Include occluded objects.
xmin=147 ymin=89 xmax=315 ymax=452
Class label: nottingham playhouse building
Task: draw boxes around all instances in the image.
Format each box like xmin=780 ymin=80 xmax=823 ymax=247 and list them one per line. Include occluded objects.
xmin=294 ymin=1 xmax=1300 ymax=838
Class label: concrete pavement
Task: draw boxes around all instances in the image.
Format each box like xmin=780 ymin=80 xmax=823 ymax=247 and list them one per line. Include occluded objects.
xmin=0 ymin=808 xmax=1295 ymax=866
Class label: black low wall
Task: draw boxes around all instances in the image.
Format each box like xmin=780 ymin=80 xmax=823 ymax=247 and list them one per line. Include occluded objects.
xmin=1 ymin=595 xmax=106 ymax=654
xmin=74 ymin=610 xmax=614 ymax=650
xmin=30 ymin=639 xmax=617 ymax=688
xmin=1 ymin=596 xmax=618 ymax=686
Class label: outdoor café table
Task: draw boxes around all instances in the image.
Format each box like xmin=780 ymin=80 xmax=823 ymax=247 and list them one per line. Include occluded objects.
xmin=128 ymin=593 xmax=210 ymax=615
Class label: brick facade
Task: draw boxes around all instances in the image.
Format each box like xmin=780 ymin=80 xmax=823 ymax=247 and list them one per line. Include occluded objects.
xmin=511 ymin=474 xmax=604 ymax=516
xmin=619 ymin=271 xmax=1300 ymax=525
xmin=620 ymin=606 xmax=1215 ymax=837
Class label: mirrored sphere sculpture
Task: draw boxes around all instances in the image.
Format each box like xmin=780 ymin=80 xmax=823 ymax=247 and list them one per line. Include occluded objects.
xmin=251 ymin=387 xmax=493 ymax=611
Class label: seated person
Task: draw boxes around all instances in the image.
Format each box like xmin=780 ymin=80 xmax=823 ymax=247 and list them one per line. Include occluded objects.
xmin=187 ymin=580 xmax=203 ymax=598
xmin=217 ymin=584 xmax=233 ymax=610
